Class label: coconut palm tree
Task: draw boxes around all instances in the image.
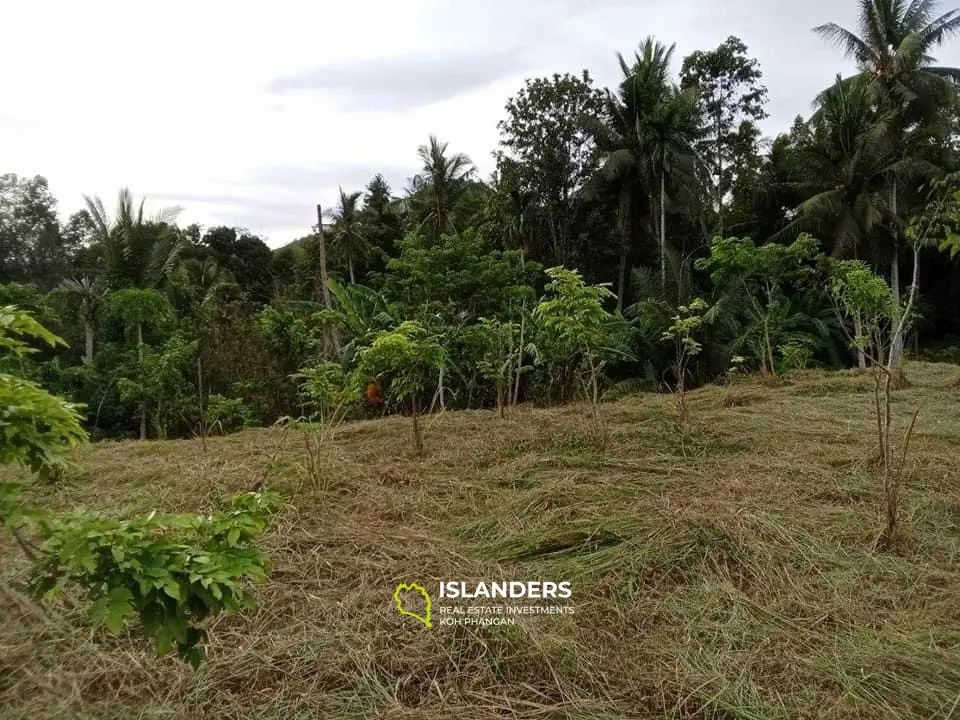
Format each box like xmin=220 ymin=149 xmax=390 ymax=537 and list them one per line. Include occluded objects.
xmin=588 ymin=38 xmax=698 ymax=309
xmin=636 ymin=78 xmax=701 ymax=290
xmin=409 ymin=135 xmax=475 ymax=241
xmin=327 ymin=187 xmax=375 ymax=284
xmin=787 ymin=75 xmax=898 ymax=258
xmin=814 ymin=0 xmax=960 ymax=94
xmin=57 ymin=276 xmax=107 ymax=365
xmin=83 ymin=188 xmax=186 ymax=290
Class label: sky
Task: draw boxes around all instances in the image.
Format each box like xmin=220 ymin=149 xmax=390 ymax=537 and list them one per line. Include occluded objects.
xmin=2 ymin=0 xmax=959 ymax=248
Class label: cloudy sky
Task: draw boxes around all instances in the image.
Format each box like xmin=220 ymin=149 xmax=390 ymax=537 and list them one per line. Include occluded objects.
xmin=2 ymin=0 xmax=958 ymax=247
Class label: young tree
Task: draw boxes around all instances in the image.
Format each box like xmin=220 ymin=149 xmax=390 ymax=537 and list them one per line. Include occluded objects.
xmin=108 ymin=288 xmax=173 ymax=439
xmin=661 ymin=297 xmax=709 ymax=421
xmin=353 ymin=321 xmax=444 ymax=456
xmin=534 ymin=267 xmax=633 ymax=405
xmin=681 ymin=36 xmax=769 ymax=237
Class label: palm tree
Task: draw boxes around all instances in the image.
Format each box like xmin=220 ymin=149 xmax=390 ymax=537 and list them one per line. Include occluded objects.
xmin=409 ymin=135 xmax=475 ymax=240
xmin=788 ymin=75 xmax=897 ymax=257
xmin=635 ymin=76 xmax=701 ymax=289
xmin=588 ymin=38 xmax=695 ymax=309
xmin=57 ymin=276 xmax=106 ymax=365
xmin=814 ymin=0 xmax=960 ymax=363
xmin=83 ymin=188 xmax=186 ymax=290
xmin=327 ymin=187 xmax=375 ymax=284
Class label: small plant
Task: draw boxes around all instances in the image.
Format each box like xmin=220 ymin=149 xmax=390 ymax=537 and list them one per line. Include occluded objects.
xmin=352 ymin=322 xmax=444 ymax=456
xmin=474 ymin=318 xmax=534 ymax=418
xmin=284 ymin=362 xmax=357 ymax=493
xmin=204 ymin=394 xmax=259 ymax=434
xmin=778 ymin=342 xmax=813 ymax=373
xmin=660 ymin=298 xmax=708 ymax=421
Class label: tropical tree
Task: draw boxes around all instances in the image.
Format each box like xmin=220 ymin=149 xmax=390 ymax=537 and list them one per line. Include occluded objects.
xmin=587 ymin=43 xmax=660 ymax=310
xmin=680 ymin=36 xmax=769 ymax=238
xmin=409 ymin=135 xmax=475 ymax=241
xmin=56 ymin=276 xmax=107 ymax=365
xmin=495 ymin=71 xmax=605 ymax=265
xmin=327 ymin=188 xmax=376 ymax=284
xmin=83 ymin=188 xmax=186 ymax=290
xmin=636 ymin=76 xmax=701 ymax=289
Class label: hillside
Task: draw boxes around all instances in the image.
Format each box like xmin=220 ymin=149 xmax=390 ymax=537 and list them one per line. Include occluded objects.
xmin=3 ymin=363 xmax=960 ymax=720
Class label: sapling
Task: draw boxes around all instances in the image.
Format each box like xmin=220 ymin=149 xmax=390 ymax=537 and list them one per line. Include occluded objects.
xmin=827 ymin=179 xmax=959 ymax=549
xmin=288 ymin=361 xmax=357 ymax=493
xmin=534 ymin=267 xmax=633 ymax=405
xmin=353 ymin=321 xmax=444 ymax=456
xmin=660 ymin=298 xmax=708 ymax=422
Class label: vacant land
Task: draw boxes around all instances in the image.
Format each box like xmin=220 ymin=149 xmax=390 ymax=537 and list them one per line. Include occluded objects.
xmin=3 ymin=363 xmax=960 ymax=719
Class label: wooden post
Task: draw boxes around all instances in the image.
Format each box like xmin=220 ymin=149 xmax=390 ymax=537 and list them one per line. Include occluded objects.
xmin=316 ymin=204 xmax=340 ymax=358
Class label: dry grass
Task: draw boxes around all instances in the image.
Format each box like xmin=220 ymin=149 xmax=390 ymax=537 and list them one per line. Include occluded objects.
xmin=2 ymin=362 xmax=960 ymax=719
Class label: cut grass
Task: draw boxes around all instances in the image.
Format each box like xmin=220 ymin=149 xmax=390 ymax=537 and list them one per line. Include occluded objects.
xmin=2 ymin=361 xmax=960 ymax=719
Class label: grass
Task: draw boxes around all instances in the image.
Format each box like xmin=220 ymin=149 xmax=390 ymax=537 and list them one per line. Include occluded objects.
xmin=2 ymin=361 xmax=960 ymax=719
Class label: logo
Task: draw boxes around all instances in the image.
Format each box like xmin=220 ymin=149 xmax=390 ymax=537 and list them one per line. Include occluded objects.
xmin=394 ymin=583 xmax=432 ymax=627
xmin=394 ymin=580 xmax=574 ymax=628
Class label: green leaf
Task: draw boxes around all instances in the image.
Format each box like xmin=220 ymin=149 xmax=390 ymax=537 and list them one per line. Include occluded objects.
xmin=105 ymin=586 xmax=134 ymax=633
xmin=163 ymin=580 xmax=181 ymax=601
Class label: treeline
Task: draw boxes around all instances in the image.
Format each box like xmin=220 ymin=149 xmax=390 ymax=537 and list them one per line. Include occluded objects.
xmin=3 ymin=2 xmax=960 ymax=440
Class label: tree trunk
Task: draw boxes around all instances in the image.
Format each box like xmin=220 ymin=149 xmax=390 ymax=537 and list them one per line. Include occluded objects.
xmin=716 ymin=92 xmax=724 ymax=239
xmin=411 ymin=397 xmax=423 ymax=457
xmin=438 ymin=365 xmax=446 ymax=411
xmin=137 ymin=321 xmax=146 ymax=440
xmin=854 ymin=314 xmax=867 ymax=369
xmin=513 ymin=250 xmax=526 ymax=406
xmin=316 ymin=204 xmax=341 ymax=358
xmin=84 ymin=322 xmax=94 ymax=366
xmin=348 ymin=257 xmax=355 ymax=285
xmin=889 ymin=245 xmax=903 ymax=366
xmin=660 ymin=172 xmax=667 ymax=291
xmin=513 ymin=312 xmax=525 ymax=406
xmin=197 ymin=355 xmax=206 ymax=449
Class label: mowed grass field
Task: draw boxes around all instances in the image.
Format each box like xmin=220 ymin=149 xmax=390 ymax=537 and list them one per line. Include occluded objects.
xmin=2 ymin=363 xmax=960 ymax=719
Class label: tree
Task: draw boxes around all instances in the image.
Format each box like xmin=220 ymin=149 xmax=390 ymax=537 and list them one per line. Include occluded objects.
xmin=786 ymin=75 xmax=896 ymax=257
xmin=200 ymin=226 xmax=273 ymax=303
xmin=696 ymin=234 xmax=824 ymax=375
xmin=408 ymin=135 xmax=475 ymax=241
xmin=56 ymin=277 xmax=107 ymax=365
xmin=327 ymin=188 xmax=376 ymax=284
xmin=0 ymin=174 xmax=72 ymax=289
xmin=353 ymin=321 xmax=444 ymax=456
xmin=108 ymin=288 xmax=173 ymax=439
xmin=83 ymin=188 xmax=186 ymax=290
xmin=681 ymin=36 xmax=769 ymax=238
xmin=588 ymin=41 xmax=669 ymax=310
xmin=383 ymin=228 xmax=540 ymax=324
xmin=814 ymin=0 xmax=960 ymax=365
xmin=534 ymin=267 xmax=633 ymax=405
xmin=361 ymin=174 xmax=403 ymax=261
xmin=496 ymin=71 xmax=605 ymax=266
xmin=635 ymin=71 xmax=701 ymax=289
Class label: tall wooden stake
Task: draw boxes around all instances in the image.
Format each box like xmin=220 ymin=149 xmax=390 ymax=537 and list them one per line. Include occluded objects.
xmin=316 ymin=203 xmax=340 ymax=358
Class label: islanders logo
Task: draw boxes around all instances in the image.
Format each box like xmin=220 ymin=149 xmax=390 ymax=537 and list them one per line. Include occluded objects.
xmin=394 ymin=583 xmax=432 ymax=628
